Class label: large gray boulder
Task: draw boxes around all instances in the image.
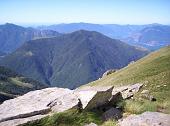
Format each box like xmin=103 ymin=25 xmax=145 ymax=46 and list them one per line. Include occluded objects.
xmin=49 ymin=86 xmax=114 ymax=112
xmin=0 ymin=87 xmax=72 ymax=125
xmin=102 ymin=107 xmax=122 ymax=121
xmin=118 ymin=112 xmax=170 ymax=126
xmin=75 ymin=86 xmax=114 ymax=110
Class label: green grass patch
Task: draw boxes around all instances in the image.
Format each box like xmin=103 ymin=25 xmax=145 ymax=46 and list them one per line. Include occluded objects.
xmin=124 ymin=100 xmax=157 ymax=114
xmin=21 ymin=109 xmax=103 ymax=126
xmin=101 ymin=119 xmax=117 ymax=126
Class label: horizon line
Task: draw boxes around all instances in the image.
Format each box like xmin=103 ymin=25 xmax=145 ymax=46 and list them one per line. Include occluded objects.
xmin=1 ymin=22 xmax=170 ymax=27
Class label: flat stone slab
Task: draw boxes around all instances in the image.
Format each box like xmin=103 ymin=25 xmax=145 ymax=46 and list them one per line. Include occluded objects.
xmin=0 ymin=87 xmax=72 ymax=122
xmin=49 ymin=92 xmax=79 ymax=112
xmin=118 ymin=112 xmax=170 ymax=126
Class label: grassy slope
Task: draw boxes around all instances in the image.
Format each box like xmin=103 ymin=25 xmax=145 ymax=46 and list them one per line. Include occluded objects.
xmin=84 ymin=46 xmax=170 ymax=113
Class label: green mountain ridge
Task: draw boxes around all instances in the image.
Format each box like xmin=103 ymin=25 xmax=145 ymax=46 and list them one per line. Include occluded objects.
xmin=0 ymin=66 xmax=47 ymax=103
xmin=0 ymin=30 xmax=148 ymax=89
xmin=39 ymin=23 xmax=170 ymax=50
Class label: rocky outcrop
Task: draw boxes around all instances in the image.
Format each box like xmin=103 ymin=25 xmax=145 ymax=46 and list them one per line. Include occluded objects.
xmin=140 ymin=89 xmax=156 ymax=101
xmin=112 ymin=83 xmax=143 ymax=99
xmin=118 ymin=112 xmax=170 ymax=126
xmin=0 ymin=86 xmax=114 ymax=126
xmin=102 ymin=69 xmax=117 ymax=77
xmin=0 ymin=83 xmax=143 ymax=126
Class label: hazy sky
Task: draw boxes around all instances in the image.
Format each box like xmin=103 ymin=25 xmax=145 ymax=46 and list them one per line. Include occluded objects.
xmin=0 ymin=0 xmax=170 ymax=25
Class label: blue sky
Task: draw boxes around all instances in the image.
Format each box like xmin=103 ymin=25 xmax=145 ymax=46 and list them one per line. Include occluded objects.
xmin=0 ymin=0 xmax=170 ymax=25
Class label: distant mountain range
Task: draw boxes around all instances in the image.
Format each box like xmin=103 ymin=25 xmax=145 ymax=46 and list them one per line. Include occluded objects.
xmin=0 ymin=23 xmax=169 ymax=54
xmin=0 ymin=66 xmax=47 ymax=102
xmin=38 ymin=23 xmax=170 ymax=50
xmin=0 ymin=30 xmax=148 ymax=89
xmin=124 ymin=25 xmax=170 ymax=50
xmin=38 ymin=22 xmax=146 ymax=39
xmin=0 ymin=23 xmax=61 ymax=53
